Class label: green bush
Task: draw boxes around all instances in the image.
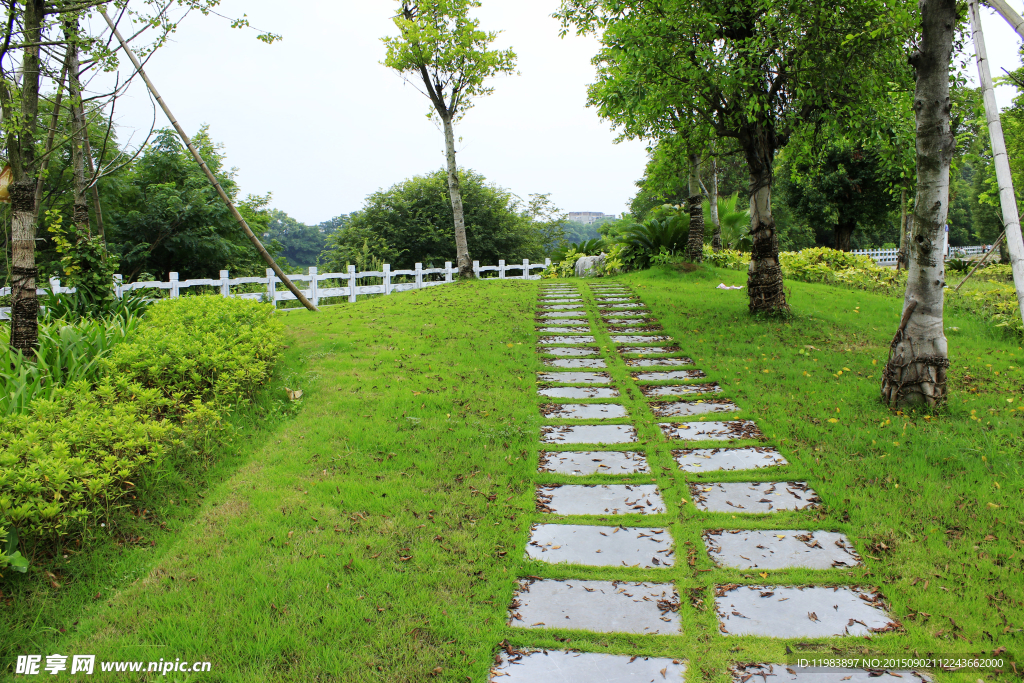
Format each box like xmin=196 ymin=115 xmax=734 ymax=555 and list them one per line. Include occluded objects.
xmin=0 ymin=379 xmax=177 ymax=543
xmin=104 ymin=295 xmax=283 ymax=404
xmin=948 ymin=280 xmax=1024 ymax=337
xmin=703 ymin=246 xmax=748 ymax=270
xmin=0 ymin=314 xmax=144 ymax=415
xmin=620 ymin=216 xmax=690 ymax=269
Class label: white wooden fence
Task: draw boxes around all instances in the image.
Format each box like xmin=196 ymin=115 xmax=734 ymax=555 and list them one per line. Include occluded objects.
xmin=851 ymin=245 xmax=992 ymax=265
xmin=0 ymin=259 xmax=552 ymax=319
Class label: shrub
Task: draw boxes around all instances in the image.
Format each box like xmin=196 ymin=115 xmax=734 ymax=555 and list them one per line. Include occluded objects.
xmin=104 ymin=295 xmax=283 ymax=405
xmin=0 ymin=314 xmax=144 ymax=415
xmin=703 ymin=246 xmax=748 ymax=270
xmin=619 ymin=216 xmax=690 ymax=269
xmin=0 ymin=379 xmax=177 ymax=544
xmin=948 ymin=281 xmax=1023 ymax=337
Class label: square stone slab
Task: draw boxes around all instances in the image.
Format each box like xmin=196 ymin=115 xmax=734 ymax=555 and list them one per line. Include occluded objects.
xmin=642 ymin=383 xmax=721 ymax=397
xmin=604 ymin=318 xmax=651 ymax=325
xmin=528 ymin=524 xmax=674 ymax=568
xmin=612 ymin=335 xmax=672 ymax=344
xmin=704 ymin=529 xmax=862 ymax=569
xmin=538 ymin=336 xmax=597 ymax=344
xmin=604 ymin=311 xmax=643 ymax=317
xmin=492 ymin=650 xmax=686 ymax=683
xmin=539 ymin=450 xmax=649 ymax=474
xmin=651 ymin=400 xmax=740 ymax=417
xmin=714 ymin=585 xmax=896 ymax=637
xmin=537 ymin=327 xmax=593 ymax=334
xmin=602 ymin=303 xmax=647 ymax=308
xmin=537 ymin=371 xmax=610 ymax=384
xmin=509 ymin=579 xmax=680 ymax=634
xmin=634 ymin=370 xmax=707 ymax=381
xmin=595 ymin=297 xmax=639 ymax=302
xmin=541 ymin=424 xmax=638 ymax=444
xmin=659 ymin=420 xmax=761 ymax=441
xmin=538 ymin=386 xmax=621 ymax=399
xmin=538 ymin=346 xmax=601 ymax=357
xmin=619 ymin=346 xmax=681 ymax=354
xmin=544 ymin=358 xmax=608 ymax=369
xmin=541 ymin=403 xmax=628 ymax=419
xmin=627 ymin=358 xmax=694 ymax=367
xmin=539 ymin=297 xmax=583 ymax=301
xmin=731 ymin=665 xmax=929 ymax=683
xmin=689 ymin=481 xmax=821 ymax=512
xmin=539 ymin=305 xmax=585 ymax=310
xmin=537 ymin=484 xmax=664 ymax=515
xmin=609 ymin=328 xmax=664 ymax=334
xmin=674 ymin=446 xmax=787 ymax=472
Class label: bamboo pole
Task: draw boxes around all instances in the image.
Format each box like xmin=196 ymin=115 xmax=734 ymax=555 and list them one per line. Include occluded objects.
xmin=983 ymin=0 xmax=1024 ymax=40
xmin=968 ymin=0 xmax=1024 ymax=328
xmin=954 ymin=231 xmax=1005 ymax=292
xmin=99 ymin=9 xmax=318 ymax=312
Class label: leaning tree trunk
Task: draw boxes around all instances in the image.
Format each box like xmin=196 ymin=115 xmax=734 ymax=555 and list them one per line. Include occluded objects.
xmin=442 ymin=116 xmax=472 ymax=278
xmin=66 ymin=18 xmax=90 ymax=235
xmin=881 ymin=0 xmax=955 ymax=408
xmin=741 ymin=125 xmax=788 ymax=314
xmin=686 ymin=153 xmax=705 ymax=262
xmin=707 ymin=155 xmax=722 ymax=251
xmin=835 ymin=222 xmax=855 ymax=252
xmin=8 ymin=0 xmax=45 ymax=352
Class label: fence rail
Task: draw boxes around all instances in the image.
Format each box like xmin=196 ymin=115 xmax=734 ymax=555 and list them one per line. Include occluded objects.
xmin=0 ymin=259 xmax=552 ymax=319
xmin=851 ymin=245 xmax=993 ymax=265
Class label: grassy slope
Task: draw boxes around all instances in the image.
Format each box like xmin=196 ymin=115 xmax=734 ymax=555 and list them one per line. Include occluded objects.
xmin=7 ymin=269 xmax=1022 ymax=682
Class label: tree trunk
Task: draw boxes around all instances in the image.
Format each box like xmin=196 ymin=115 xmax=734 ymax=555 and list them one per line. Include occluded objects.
xmin=708 ymin=155 xmax=722 ymax=252
xmin=835 ymin=222 xmax=854 ymax=251
xmin=740 ymin=125 xmax=788 ymax=314
xmin=8 ymin=0 xmax=45 ymax=353
xmin=442 ymin=116 xmax=472 ymax=278
xmin=897 ymin=187 xmax=908 ymax=271
xmin=65 ymin=18 xmax=90 ymax=235
xmin=881 ymin=0 xmax=955 ymax=408
xmin=686 ymin=153 xmax=704 ymax=262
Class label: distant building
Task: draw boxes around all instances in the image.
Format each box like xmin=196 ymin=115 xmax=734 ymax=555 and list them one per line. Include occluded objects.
xmin=568 ymin=211 xmax=618 ymax=225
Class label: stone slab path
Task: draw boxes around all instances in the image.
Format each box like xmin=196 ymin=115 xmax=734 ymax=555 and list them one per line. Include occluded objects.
xmin=495 ymin=279 xmax=896 ymax=683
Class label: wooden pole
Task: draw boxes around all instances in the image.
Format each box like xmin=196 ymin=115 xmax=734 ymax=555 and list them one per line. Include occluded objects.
xmin=954 ymin=232 xmax=1005 ymax=292
xmin=983 ymin=0 xmax=1024 ymax=40
xmin=99 ymin=9 xmax=318 ymax=312
xmin=968 ymin=0 xmax=1024 ymax=328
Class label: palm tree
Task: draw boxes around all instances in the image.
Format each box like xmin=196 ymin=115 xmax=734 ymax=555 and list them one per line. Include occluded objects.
xmin=704 ymin=193 xmax=751 ymax=252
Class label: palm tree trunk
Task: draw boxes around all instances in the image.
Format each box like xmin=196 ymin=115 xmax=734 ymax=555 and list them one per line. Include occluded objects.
xmin=442 ymin=116 xmax=472 ymax=278
xmin=881 ymin=0 xmax=955 ymax=408
xmin=897 ymin=187 xmax=908 ymax=271
xmin=741 ymin=124 xmax=788 ymax=314
xmin=65 ymin=17 xmax=89 ymax=236
xmin=8 ymin=0 xmax=45 ymax=352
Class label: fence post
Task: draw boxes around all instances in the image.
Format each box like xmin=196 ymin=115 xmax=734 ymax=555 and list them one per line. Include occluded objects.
xmin=383 ymin=263 xmax=392 ymax=295
xmin=114 ymin=274 xmax=123 ymax=299
xmin=522 ymin=258 xmax=529 ymax=279
xmin=415 ymin=262 xmax=423 ymax=289
xmin=49 ymin=276 xmax=60 ymax=294
xmin=498 ymin=259 xmax=506 ymax=279
xmin=473 ymin=260 xmax=480 ymax=279
xmin=309 ymin=266 xmax=319 ymax=307
xmin=170 ymin=272 xmax=179 ymax=298
xmin=348 ymin=265 xmax=357 ymax=302
xmin=445 ymin=262 xmax=453 ymax=283
xmin=220 ymin=270 xmax=230 ymax=298
xmin=266 ymin=268 xmax=276 ymax=306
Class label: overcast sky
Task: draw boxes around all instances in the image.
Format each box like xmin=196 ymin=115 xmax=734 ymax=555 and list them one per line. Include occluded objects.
xmin=92 ymin=0 xmax=1024 ymax=227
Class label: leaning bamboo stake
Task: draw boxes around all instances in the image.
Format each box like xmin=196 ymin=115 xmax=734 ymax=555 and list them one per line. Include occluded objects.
xmin=984 ymin=0 xmax=1024 ymax=40
xmin=99 ymin=9 xmax=318 ymax=312
xmin=968 ymin=0 xmax=1024 ymax=328
xmin=954 ymin=231 xmax=1005 ymax=292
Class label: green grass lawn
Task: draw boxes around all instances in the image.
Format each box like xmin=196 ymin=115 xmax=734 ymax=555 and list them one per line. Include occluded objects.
xmin=3 ymin=268 xmax=1021 ymax=682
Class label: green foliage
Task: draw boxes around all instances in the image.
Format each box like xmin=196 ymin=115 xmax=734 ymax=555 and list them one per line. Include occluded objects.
xmin=946 ymin=258 xmax=973 ymax=274
xmin=0 ymin=526 xmax=28 ymax=576
xmin=0 ymin=314 xmax=143 ymax=415
xmin=262 ymin=209 xmax=344 ymax=269
xmin=382 ymin=0 xmax=517 ymax=124
xmin=618 ymin=216 xmax=689 ymax=269
xmin=104 ymin=296 xmax=283 ymax=405
xmin=0 ymin=379 xmax=177 ymax=543
xmin=45 ymin=209 xmax=119 ymax=302
xmin=948 ymin=280 xmax=1024 ymax=338
xmin=320 ymin=169 xmax=551 ymax=271
xmin=705 ymin=193 xmax=751 ymax=251
xmin=778 ymin=247 xmax=903 ymax=292
xmin=702 ymin=245 xmax=748 ymax=270
xmin=542 ymin=248 xmax=583 ymax=278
